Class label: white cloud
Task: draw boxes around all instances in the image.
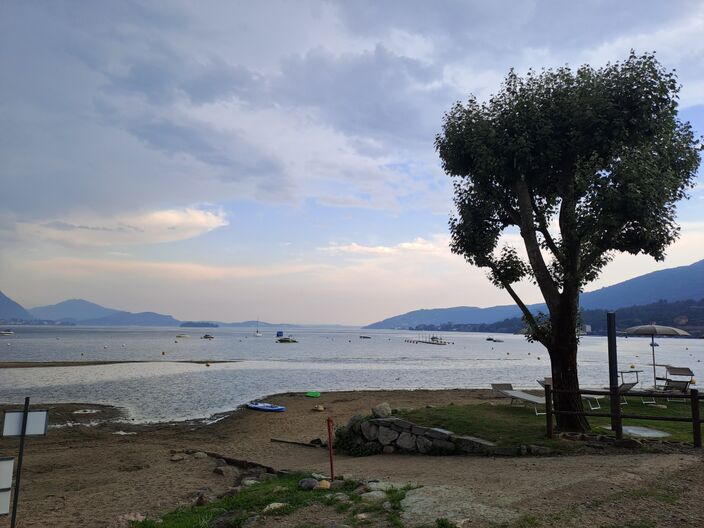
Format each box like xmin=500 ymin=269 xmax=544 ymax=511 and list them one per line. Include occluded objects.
xmin=18 ymin=207 xmax=228 ymax=247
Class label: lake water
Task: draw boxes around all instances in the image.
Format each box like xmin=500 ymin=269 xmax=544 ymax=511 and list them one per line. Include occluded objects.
xmin=1 ymin=326 xmax=702 ymax=423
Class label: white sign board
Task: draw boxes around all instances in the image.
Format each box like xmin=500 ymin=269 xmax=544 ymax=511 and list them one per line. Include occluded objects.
xmin=0 ymin=489 xmax=10 ymax=516
xmin=2 ymin=410 xmax=48 ymax=437
xmin=0 ymin=457 xmax=13 ymax=489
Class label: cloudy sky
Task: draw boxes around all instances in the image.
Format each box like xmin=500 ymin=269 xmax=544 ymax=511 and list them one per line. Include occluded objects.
xmin=1 ymin=1 xmax=703 ymax=325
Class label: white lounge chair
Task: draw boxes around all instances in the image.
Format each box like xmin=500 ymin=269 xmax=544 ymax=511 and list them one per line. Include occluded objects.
xmin=537 ymin=378 xmax=604 ymax=410
xmin=497 ymin=389 xmax=546 ymax=416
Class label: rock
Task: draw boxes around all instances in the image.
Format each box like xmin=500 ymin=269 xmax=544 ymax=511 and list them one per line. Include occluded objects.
xmin=311 ymin=472 xmax=328 ymax=480
xmin=378 ymin=426 xmax=399 ymax=445
xmin=452 ymin=435 xmax=496 ymax=454
xmin=194 ymin=492 xmax=211 ymax=506
xmin=216 ymin=486 xmax=241 ymax=498
xmin=361 ymin=490 xmax=388 ymax=502
xmin=170 ymin=454 xmax=185 ymax=462
xmin=242 ymin=515 xmax=259 ymax=528
xmin=416 ymin=435 xmax=433 ymax=454
xmin=487 ymin=446 xmax=520 ymax=456
xmin=331 ymin=480 xmax=346 ymax=489
xmin=184 ymin=448 xmax=197 ymax=454
xmin=341 ymin=473 xmax=355 ymax=481
xmin=361 ymin=420 xmax=379 ymax=441
xmin=211 ymin=511 xmax=245 ymax=528
xmin=333 ymin=492 xmax=350 ymax=502
xmin=259 ymin=472 xmax=277 ymax=481
xmin=432 ymin=439 xmax=456 ymax=452
xmin=313 ymin=405 xmax=325 ymax=412
xmin=614 ymin=438 xmax=642 ymax=448
xmin=263 ymin=502 xmax=287 ymax=513
xmin=411 ymin=425 xmax=430 ymax=435
xmin=382 ymin=445 xmax=395 ymax=454
xmin=425 ymin=427 xmax=454 ymax=440
xmin=527 ymin=444 xmax=552 ymax=456
xmin=383 ymin=501 xmax=393 ymax=511
xmin=355 ymin=513 xmax=373 ymax=520
xmin=367 ymin=481 xmax=399 ymax=492
xmin=351 ymin=484 xmax=369 ymax=495
xmin=396 ymin=432 xmax=416 ymax=451
xmin=372 ymin=402 xmax=392 ymax=418
xmin=193 ymin=451 xmax=207 ymax=459
xmin=315 ymin=480 xmax=331 ymax=490
xmin=214 ymin=458 xmax=228 ymax=467
xmin=299 ymin=478 xmax=319 ymax=490
xmin=241 ymin=479 xmax=260 ymax=487
xmin=169 ymin=448 xmax=184 ymax=454
xmin=213 ymin=466 xmax=241 ymax=478
xmin=346 ymin=414 xmax=365 ymax=431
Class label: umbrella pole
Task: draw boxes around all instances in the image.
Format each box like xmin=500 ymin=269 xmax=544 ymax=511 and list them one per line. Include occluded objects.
xmin=651 ymin=334 xmax=657 ymax=389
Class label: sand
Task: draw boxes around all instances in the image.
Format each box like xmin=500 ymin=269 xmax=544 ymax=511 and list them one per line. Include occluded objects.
xmin=1 ymin=389 xmax=702 ymax=527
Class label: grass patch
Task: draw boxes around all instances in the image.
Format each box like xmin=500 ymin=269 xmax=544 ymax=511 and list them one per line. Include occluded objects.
xmin=132 ymin=473 xmax=352 ymax=528
xmin=398 ymin=397 xmax=696 ymax=450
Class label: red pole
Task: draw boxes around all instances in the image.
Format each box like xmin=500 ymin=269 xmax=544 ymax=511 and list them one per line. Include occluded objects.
xmin=326 ymin=417 xmax=335 ymax=480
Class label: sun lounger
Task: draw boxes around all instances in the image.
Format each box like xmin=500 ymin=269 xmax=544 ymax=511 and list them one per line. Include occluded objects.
xmin=498 ymin=389 xmax=546 ymax=415
xmin=491 ymin=383 xmax=514 ymax=397
xmin=601 ymin=381 xmax=638 ymax=405
xmin=537 ymin=378 xmax=604 ymax=410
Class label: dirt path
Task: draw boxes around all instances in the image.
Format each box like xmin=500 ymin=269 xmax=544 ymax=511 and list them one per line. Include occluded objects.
xmin=0 ymin=390 xmax=701 ymax=527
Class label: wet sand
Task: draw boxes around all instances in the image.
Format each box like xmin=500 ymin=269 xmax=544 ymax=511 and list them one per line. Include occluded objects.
xmin=0 ymin=360 xmax=239 ymax=368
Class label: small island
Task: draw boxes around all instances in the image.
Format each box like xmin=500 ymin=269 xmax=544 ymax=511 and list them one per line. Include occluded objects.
xmin=179 ymin=321 xmax=219 ymax=328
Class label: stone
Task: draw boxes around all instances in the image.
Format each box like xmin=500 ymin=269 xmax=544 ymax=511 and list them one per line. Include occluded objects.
xmin=263 ymin=502 xmax=287 ymax=513
xmin=361 ymin=490 xmax=388 ymax=502
xmin=193 ymin=451 xmax=207 ymax=459
xmin=367 ymin=481 xmax=399 ymax=492
xmin=311 ymin=472 xmax=328 ymax=480
xmin=487 ymin=446 xmax=520 ymax=456
xmin=527 ymin=444 xmax=552 ymax=456
xmin=378 ymin=426 xmax=399 ymax=445
xmin=194 ymin=492 xmax=211 ymax=506
xmin=242 ymin=516 xmax=259 ymax=528
xmin=170 ymin=454 xmax=185 ymax=462
xmin=401 ymin=485 xmax=519 ymax=527
xmin=355 ymin=513 xmax=373 ymax=520
xmin=299 ymin=478 xmax=319 ymax=490
xmin=411 ymin=425 xmax=430 ymax=435
xmin=214 ymin=458 xmax=228 ymax=467
xmin=416 ymin=435 xmax=433 ymax=454
xmin=452 ymin=435 xmax=496 ymax=454
xmin=382 ymin=445 xmax=395 ymax=454
xmin=210 ymin=511 xmax=246 ymax=528
xmin=241 ymin=479 xmax=260 ymax=487
xmin=396 ymin=432 xmax=417 ymax=451
xmin=341 ymin=473 xmax=355 ymax=481
xmin=351 ymin=484 xmax=369 ymax=495
xmin=361 ymin=420 xmax=379 ymax=441
xmin=331 ymin=480 xmax=346 ymax=489
xmin=346 ymin=414 xmax=365 ymax=431
xmin=213 ymin=465 xmax=240 ymax=478
xmin=333 ymin=492 xmax=350 ymax=502
xmin=313 ymin=405 xmax=325 ymax=412
xmin=169 ymin=448 xmax=184 ymax=454
xmin=432 ymin=439 xmax=456 ymax=452
xmin=383 ymin=501 xmax=393 ymax=511
xmin=614 ymin=438 xmax=642 ymax=448
xmin=425 ymin=427 xmax=454 ymax=440
xmin=372 ymin=402 xmax=392 ymax=418
xmin=315 ymin=480 xmax=331 ymax=490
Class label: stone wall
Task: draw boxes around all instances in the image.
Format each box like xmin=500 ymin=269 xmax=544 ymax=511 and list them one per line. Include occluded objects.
xmin=339 ymin=415 xmax=499 ymax=456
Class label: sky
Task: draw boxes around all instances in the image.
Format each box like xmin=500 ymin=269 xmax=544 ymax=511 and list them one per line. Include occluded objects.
xmin=1 ymin=1 xmax=703 ymax=325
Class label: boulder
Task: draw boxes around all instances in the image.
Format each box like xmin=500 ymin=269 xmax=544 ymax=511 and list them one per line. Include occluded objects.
xmin=361 ymin=490 xmax=388 ymax=502
xmin=372 ymin=402 xmax=392 ymax=418
xmin=396 ymin=432 xmax=416 ymax=451
xmin=170 ymin=454 xmax=185 ymax=462
xmin=453 ymin=435 xmax=496 ymax=453
xmin=360 ymin=420 xmax=379 ymax=441
xmin=416 ymin=436 xmax=433 ymax=454
xmin=377 ymin=426 xmax=399 ymax=445
xmin=241 ymin=479 xmax=260 ymax=487
xmin=382 ymin=445 xmax=395 ymax=454
xmin=432 ymin=439 xmax=456 ymax=452
xmin=193 ymin=451 xmax=207 ymax=459
xmin=213 ymin=465 xmax=240 ymax=478
xmin=299 ymin=478 xmax=319 ymax=490
xmin=315 ymin=480 xmax=331 ymax=490
xmin=313 ymin=405 xmax=325 ymax=412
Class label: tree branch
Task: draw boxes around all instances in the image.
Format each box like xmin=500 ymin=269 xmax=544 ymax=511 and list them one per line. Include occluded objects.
xmin=515 ymin=177 xmax=561 ymax=310
xmin=529 ymin=195 xmax=563 ymax=263
xmin=498 ymin=275 xmax=548 ymax=348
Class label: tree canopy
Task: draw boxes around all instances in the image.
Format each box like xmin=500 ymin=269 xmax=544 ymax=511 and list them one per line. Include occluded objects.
xmin=436 ymin=52 xmax=701 ymax=346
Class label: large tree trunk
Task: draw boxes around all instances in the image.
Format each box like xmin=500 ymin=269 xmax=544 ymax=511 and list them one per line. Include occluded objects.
xmin=547 ymin=297 xmax=590 ymax=432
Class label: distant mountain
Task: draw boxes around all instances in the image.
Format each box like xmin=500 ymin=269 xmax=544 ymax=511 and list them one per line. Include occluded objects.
xmin=365 ymin=259 xmax=704 ymax=329
xmin=0 ymin=291 xmax=33 ymax=321
xmin=81 ymin=311 xmax=180 ymax=326
xmin=29 ymin=299 xmax=121 ymax=322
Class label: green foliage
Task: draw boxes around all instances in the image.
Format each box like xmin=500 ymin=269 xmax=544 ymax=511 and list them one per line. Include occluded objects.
xmin=436 ymin=51 xmax=701 ymax=345
xmin=435 ymin=518 xmax=457 ymax=528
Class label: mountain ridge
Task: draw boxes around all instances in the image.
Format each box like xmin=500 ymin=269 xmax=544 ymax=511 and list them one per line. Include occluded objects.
xmin=365 ymin=259 xmax=704 ymax=329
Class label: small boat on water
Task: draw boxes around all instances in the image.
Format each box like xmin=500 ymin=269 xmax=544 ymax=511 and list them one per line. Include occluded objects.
xmin=254 ymin=318 xmax=263 ymax=337
xmin=359 ymin=335 xmax=371 ymax=339
xmin=277 ymin=335 xmax=298 ymax=343
xmin=276 ymin=330 xmax=284 ymax=338
xmin=201 ymin=334 xmax=215 ymax=340
xmin=405 ymin=334 xmax=453 ymax=345
xmin=176 ymin=333 xmax=190 ymax=338
xmin=246 ymin=401 xmax=286 ymax=412
xmin=0 ymin=329 xmax=14 ymax=336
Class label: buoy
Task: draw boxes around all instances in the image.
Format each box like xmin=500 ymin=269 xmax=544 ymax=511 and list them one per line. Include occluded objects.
xmin=161 ymin=351 xmax=165 ymax=356
xmin=205 ymin=362 xmax=211 ymax=367
xmin=103 ymin=345 xmax=108 ymax=349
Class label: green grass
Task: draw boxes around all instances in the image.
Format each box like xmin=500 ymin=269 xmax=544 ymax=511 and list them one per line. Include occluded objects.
xmin=131 ymin=473 xmax=356 ymax=528
xmin=398 ymin=396 xmax=697 ymax=450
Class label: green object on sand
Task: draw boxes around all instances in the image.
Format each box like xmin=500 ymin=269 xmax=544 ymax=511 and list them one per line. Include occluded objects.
xmin=305 ymin=391 xmax=321 ymax=398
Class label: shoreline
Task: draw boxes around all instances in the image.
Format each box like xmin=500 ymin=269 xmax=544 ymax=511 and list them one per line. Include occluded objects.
xmin=0 ymin=359 xmax=240 ymax=368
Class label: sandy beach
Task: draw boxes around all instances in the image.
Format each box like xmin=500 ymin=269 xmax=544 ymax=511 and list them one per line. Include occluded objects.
xmin=0 ymin=389 xmax=702 ymax=527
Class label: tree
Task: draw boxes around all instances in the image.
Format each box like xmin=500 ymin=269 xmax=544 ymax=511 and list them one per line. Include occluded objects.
xmin=435 ymin=52 xmax=701 ymax=431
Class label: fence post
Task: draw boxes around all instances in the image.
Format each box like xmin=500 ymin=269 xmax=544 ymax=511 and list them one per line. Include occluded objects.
xmin=607 ymin=312 xmax=623 ymax=439
xmin=691 ymin=389 xmax=701 ymax=449
xmin=545 ymin=384 xmax=553 ymax=439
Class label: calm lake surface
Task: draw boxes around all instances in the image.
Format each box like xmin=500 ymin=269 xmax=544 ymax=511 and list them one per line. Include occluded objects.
xmin=1 ymin=326 xmax=703 ymax=423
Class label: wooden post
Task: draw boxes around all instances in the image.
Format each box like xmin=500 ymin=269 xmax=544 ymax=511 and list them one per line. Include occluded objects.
xmin=545 ymin=384 xmax=553 ymax=439
xmin=691 ymin=389 xmax=701 ymax=449
xmin=607 ymin=312 xmax=623 ymax=439
xmin=326 ymin=417 xmax=335 ymax=480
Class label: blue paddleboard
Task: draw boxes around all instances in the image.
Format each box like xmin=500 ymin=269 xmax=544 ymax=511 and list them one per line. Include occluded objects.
xmin=246 ymin=401 xmax=286 ymax=412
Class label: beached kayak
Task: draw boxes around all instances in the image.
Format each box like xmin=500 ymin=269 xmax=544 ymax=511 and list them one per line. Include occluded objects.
xmin=246 ymin=401 xmax=286 ymax=412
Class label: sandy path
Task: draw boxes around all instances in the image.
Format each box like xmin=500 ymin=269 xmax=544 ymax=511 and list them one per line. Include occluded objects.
xmin=0 ymin=390 xmax=701 ymax=527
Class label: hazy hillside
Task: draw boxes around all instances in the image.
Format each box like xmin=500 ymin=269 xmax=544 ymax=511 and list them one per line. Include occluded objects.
xmin=366 ymin=259 xmax=704 ymax=329
xmin=81 ymin=311 xmax=180 ymax=326
xmin=0 ymin=291 xmax=33 ymax=321
xmin=30 ymin=299 xmax=121 ymax=321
